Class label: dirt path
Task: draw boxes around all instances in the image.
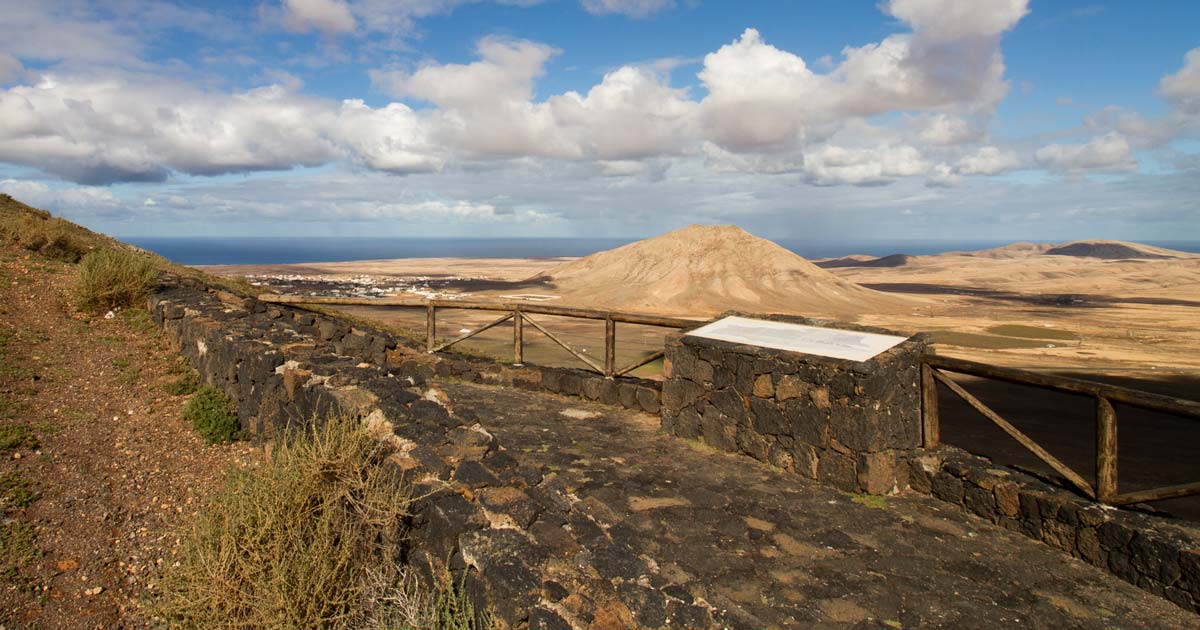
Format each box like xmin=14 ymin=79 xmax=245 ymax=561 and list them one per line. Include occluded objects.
xmin=0 ymin=246 xmax=255 ymax=628
xmin=440 ymin=379 xmax=1199 ymax=628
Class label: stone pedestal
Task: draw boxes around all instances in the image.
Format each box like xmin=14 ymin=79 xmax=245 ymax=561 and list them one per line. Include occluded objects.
xmin=661 ymin=313 xmax=927 ymax=494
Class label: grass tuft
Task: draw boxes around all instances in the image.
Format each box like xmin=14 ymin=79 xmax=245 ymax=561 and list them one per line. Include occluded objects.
xmin=0 ymin=519 xmax=37 ymax=579
xmin=164 ymin=370 xmax=200 ymax=396
xmin=155 ymin=413 xmax=486 ymax=628
xmin=0 ymin=423 xmax=38 ymax=451
xmin=75 ymin=248 xmax=158 ymax=314
xmin=0 ymin=471 xmax=40 ymax=509
xmin=183 ymin=386 xmax=241 ymax=444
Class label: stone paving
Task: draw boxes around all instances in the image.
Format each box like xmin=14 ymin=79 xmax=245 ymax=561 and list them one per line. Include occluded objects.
xmin=440 ymin=379 xmax=1198 ymax=629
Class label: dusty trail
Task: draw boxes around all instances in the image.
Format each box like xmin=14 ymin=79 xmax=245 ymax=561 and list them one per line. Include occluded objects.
xmin=0 ymin=246 xmax=255 ymax=628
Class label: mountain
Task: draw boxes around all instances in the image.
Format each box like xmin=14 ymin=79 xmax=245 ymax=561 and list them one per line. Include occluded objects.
xmin=526 ymin=225 xmax=911 ymax=317
xmin=816 ymin=254 xmax=912 ymax=269
xmin=1043 ymin=241 xmax=1183 ymax=260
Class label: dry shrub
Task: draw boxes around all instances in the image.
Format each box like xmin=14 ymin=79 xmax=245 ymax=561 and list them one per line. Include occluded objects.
xmin=156 ymin=413 xmax=486 ymax=629
xmin=75 ymin=248 xmax=157 ymax=313
xmin=5 ymin=214 xmax=91 ymax=262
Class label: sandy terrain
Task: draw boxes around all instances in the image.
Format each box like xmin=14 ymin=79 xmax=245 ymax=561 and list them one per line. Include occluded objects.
xmin=206 ymin=230 xmax=1200 ymax=377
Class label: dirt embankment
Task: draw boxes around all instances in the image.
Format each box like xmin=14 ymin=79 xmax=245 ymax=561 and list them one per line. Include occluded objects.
xmin=0 ymin=244 xmax=255 ymax=627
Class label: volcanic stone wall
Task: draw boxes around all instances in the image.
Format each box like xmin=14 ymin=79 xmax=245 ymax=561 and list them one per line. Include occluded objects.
xmin=910 ymin=446 xmax=1200 ymax=613
xmin=148 ymin=282 xmax=1200 ymax=616
xmin=147 ymin=278 xmax=718 ymax=629
xmin=660 ymin=314 xmax=925 ymax=495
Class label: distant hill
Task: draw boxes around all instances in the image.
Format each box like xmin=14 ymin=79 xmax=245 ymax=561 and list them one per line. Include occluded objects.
xmin=1043 ymin=241 xmax=1181 ymax=260
xmin=525 ymin=225 xmax=910 ymax=317
xmin=816 ymin=254 xmax=912 ymax=269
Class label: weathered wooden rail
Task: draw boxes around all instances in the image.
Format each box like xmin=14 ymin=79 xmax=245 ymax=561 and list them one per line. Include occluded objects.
xmin=921 ymin=354 xmax=1200 ymax=506
xmin=259 ymin=295 xmax=695 ymax=378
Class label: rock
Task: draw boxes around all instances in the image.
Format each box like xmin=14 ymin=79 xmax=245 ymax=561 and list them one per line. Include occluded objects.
xmin=774 ymin=374 xmax=806 ymax=401
xmin=856 ymin=451 xmax=898 ymax=495
xmin=635 ymin=386 xmax=660 ymax=414
xmin=752 ymin=374 xmax=774 ymax=398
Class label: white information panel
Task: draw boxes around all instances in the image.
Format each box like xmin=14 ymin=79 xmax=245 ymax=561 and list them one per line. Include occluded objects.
xmin=685 ymin=316 xmax=907 ymax=362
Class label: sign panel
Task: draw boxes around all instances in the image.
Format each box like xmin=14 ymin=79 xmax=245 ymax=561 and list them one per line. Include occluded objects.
xmin=685 ymin=316 xmax=907 ymax=362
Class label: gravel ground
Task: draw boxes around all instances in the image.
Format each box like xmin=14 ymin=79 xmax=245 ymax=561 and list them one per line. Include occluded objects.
xmin=0 ymin=245 xmax=257 ymax=628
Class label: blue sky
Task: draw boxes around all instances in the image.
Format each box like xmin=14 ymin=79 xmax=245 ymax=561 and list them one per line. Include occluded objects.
xmin=0 ymin=0 xmax=1197 ymax=242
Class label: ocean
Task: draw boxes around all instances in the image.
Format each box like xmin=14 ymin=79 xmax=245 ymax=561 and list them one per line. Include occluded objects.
xmin=122 ymin=236 xmax=1200 ymax=267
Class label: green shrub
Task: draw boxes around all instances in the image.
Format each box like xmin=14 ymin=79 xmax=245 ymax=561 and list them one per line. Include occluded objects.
xmin=157 ymin=413 xmax=444 ymax=628
xmin=75 ymin=248 xmax=157 ymax=313
xmin=183 ymin=386 xmax=241 ymax=444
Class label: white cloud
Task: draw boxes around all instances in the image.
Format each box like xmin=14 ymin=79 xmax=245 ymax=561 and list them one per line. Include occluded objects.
xmin=332 ymin=99 xmax=443 ymax=173
xmin=281 ymin=0 xmax=357 ymax=35
xmin=957 ymin=146 xmax=1021 ymax=175
xmin=926 ymin=163 xmax=962 ymax=187
xmin=1160 ymin=47 xmax=1200 ymax=116
xmin=547 ymin=66 xmax=696 ymax=159
xmin=0 ymin=179 xmax=121 ymax=214
xmin=374 ymin=39 xmax=695 ymax=160
xmin=1035 ymin=132 xmax=1136 ymax=174
xmin=373 ymin=37 xmax=557 ymax=107
xmin=580 ymin=0 xmax=674 ymax=18
xmin=802 ymin=144 xmax=931 ymax=186
xmin=0 ymin=1 xmax=1046 ymax=190
xmin=695 ymin=2 xmax=1024 ymax=156
xmin=697 ymin=28 xmax=825 ymax=152
xmin=913 ymin=113 xmax=982 ymax=145
xmin=885 ymin=0 xmax=1029 ymax=42
xmin=0 ymin=74 xmax=341 ymax=184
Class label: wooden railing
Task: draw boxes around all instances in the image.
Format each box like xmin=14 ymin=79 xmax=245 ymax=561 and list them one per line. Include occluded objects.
xmin=921 ymin=354 xmax=1200 ymax=506
xmin=258 ymin=295 xmax=696 ymax=378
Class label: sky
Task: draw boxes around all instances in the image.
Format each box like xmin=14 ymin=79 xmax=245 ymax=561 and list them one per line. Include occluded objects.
xmin=0 ymin=0 xmax=1198 ymax=242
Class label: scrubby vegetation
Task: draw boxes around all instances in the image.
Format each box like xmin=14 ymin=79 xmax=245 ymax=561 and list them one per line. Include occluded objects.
xmin=156 ymin=413 xmax=489 ymax=629
xmin=75 ymin=248 xmax=159 ymax=314
xmin=164 ymin=370 xmax=200 ymax=396
xmin=0 ymin=423 xmax=38 ymax=451
xmin=0 ymin=194 xmax=101 ymax=262
xmin=183 ymin=386 xmax=241 ymax=445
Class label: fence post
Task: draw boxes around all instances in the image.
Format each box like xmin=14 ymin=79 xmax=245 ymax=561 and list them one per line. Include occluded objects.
xmin=604 ymin=316 xmax=616 ymax=378
xmin=513 ymin=307 xmax=523 ymax=365
xmin=425 ymin=302 xmax=435 ymax=353
xmin=921 ymin=362 xmax=940 ymax=448
xmin=1096 ymin=396 xmax=1118 ymax=503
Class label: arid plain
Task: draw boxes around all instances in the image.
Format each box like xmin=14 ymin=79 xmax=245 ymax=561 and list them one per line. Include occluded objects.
xmin=206 ymin=227 xmax=1200 ymax=378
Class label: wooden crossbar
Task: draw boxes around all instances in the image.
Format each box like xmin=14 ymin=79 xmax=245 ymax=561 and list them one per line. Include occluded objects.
xmin=932 ymin=369 xmax=1096 ymax=499
xmin=1110 ymin=481 xmax=1200 ymax=506
xmin=520 ymin=313 xmax=604 ymax=373
xmin=616 ymin=350 xmax=664 ymax=377
xmin=430 ymin=312 xmax=513 ymax=353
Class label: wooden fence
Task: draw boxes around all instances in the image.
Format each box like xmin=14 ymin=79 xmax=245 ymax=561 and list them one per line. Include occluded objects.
xmin=921 ymin=354 xmax=1200 ymax=506
xmin=259 ymin=295 xmax=696 ymax=378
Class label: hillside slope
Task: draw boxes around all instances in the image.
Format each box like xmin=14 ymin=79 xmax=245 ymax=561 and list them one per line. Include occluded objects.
xmin=527 ymin=225 xmax=912 ymax=317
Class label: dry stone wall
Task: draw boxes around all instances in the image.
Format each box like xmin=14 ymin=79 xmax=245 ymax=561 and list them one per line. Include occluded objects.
xmin=658 ymin=312 xmax=1200 ymax=613
xmin=147 ymin=278 xmax=720 ymax=629
xmin=661 ymin=314 xmax=925 ymax=495
xmin=909 ymin=446 xmax=1200 ymax=613
xmin=149 ymin=282 xmax=1200 ymax=617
